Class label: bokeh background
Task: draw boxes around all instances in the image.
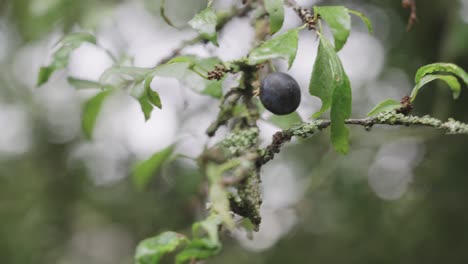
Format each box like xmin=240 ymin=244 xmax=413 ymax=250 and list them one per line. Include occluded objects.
xmin=1 ymin=0 xmax=468 ymax=263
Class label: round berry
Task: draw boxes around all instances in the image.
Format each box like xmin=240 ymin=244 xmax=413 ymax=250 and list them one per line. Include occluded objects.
xmin=259 ymin=72 xmax=301 ymax=115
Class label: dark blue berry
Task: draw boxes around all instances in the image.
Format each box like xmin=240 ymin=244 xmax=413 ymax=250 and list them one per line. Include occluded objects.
xmin=260 ymin=72 xmax=301 ymax=115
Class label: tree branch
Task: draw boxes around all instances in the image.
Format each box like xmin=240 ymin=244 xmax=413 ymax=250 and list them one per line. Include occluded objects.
xmin=259 ymin=112 xmax=468 ymax=165
xmin=402 ymin=0 xmax=417 ymax=31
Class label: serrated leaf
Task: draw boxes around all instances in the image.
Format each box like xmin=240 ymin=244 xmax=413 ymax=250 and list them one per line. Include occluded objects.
xmin=37 ymin=32 xmax=96 ymax=86
xmin=310 ymin=35 xmax=352 ymax=154
xmin=348 ymin=9 xmax=373 ymax=33
xmin=367 ymin=99 xmax=401 ymax=116
xmin=82 ymin=90 xmax=112 ymax=139
xmin=135 ymin=231 xmax=189 ymax=264
xmin=265 ymin=0 xmax=284 ymax=34
xmin=132 ymin=145 xmax=174 ymax=190
xmin=411 ymin=74 xmax=462 ymax=101
xmin=415 ymin=63 xmax=468 ymax=85
xmin=247 ymin=29 xmax=299 ymax=69
xmin=269 ymin=112 xmax=302 ymax=129
xmin=314 ymin=6 xmax=351 ymax=52
xmin=67 ymin=77 xmax=101 ymax=89
xmin=189 ymin=7 xmax=218 ymax=46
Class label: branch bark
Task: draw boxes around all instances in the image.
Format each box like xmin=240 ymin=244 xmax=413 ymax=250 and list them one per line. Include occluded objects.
xmin=259 ymin=112 xmax=468 ymax=165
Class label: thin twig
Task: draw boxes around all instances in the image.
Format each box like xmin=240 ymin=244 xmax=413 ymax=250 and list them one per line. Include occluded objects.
xmin=206 ymin=90 xmax=242 ymax=137
xmin=402 ymin=0 xmax=417 ymax=31
xmin=259 ymin=112 xmax=468 ymax=165
xmin=159 ymin=3 xmax=255 ymax=65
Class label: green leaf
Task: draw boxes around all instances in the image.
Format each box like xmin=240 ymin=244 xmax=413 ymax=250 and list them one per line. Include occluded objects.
xmin=175 ymin=239 xmax=220 ymax=264
xmin=265 ymin=0 xmax=284 ymax=34
xmin=147 ymin=88 xmax=162 ymax=108
xmin=330 ymin=73 xmax=351 ymax=154
xmin=206 ymin=164 xmax=234 ymax=229
xmin=310 ymin=35 xmax=352 ymax=154
xmin=135 ymin=231 xmax=189 ymax=264
xmin=132 ymin=145 xmax=174 ymax=190
xmin=189 ymin=7 xmax=218 ymax=46
xmin=269 ymin=112 xmax=302 ymax=129
xmin=143 ymin=75 xmax=163 ymax=109
xmin=99 ymin=66 xmax=152 ymax=87
xmin=192 ymin=214 xmax=223 ymax=245
xmin=156 ymin=57 xmax=225 ymax=99
xmin=67 ymin=77 xmax=101 ymax=89
xmin=175 ymin=214 xmax=223 ymax=264
xmin=202 ymin=80 xmax=223 ymax=98
xmin=247 ymin=29 xmax=299 ymax=69
xmin=98 ymin=67 xmax=163 ymax=121
xmin=82 ymin=90 xmax=113 ymax=139
xmin=411 ymin=74 xmax=461 ymax=101
xmin=348 ymin=9 xmax=373 ymax=33
xmin=139 ymin=62 xmax=190 ymax=118
xmin=58 ymin=32 xmax=97 ymax=46
xmin=367 ymin=99 xmax=401 ymax=116
xmin=138 ymin=95 xmax=154 ymax=121
xmin=167 ymin=56 xmax=197 ymax=65
xmin=314 ymin=6 xmax=351 ymax=52
xmin=37 ymin=32 xmax=96 ymax=86
xmin=310 ymin=36 xmax=340 ymax=117
xmin=37 ymin=66 xmax=54 ymax=86
xmin=415 ymin=63 xmax=468 ymax=85
xmin=412 ymin=63 xmax=468 ymax=101
xmin=412 ymin=62 xmax=468 ymax=101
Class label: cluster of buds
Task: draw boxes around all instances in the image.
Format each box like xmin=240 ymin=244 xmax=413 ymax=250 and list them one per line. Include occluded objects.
xmin=207 ymin=65 xmax=229 ymax=81
xmin=294 ymin=7 xmax=319 ymax=30
xmin=396 ymin=95 xmax=413 ymax=116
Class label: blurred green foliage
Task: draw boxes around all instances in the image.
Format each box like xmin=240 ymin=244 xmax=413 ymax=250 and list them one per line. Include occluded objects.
xmin=1 ymin=0 xmax=468 ymax=263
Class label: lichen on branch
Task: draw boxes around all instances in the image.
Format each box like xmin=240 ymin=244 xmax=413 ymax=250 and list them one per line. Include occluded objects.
xmin=259 ymin=112 xmax=468 ymax=165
